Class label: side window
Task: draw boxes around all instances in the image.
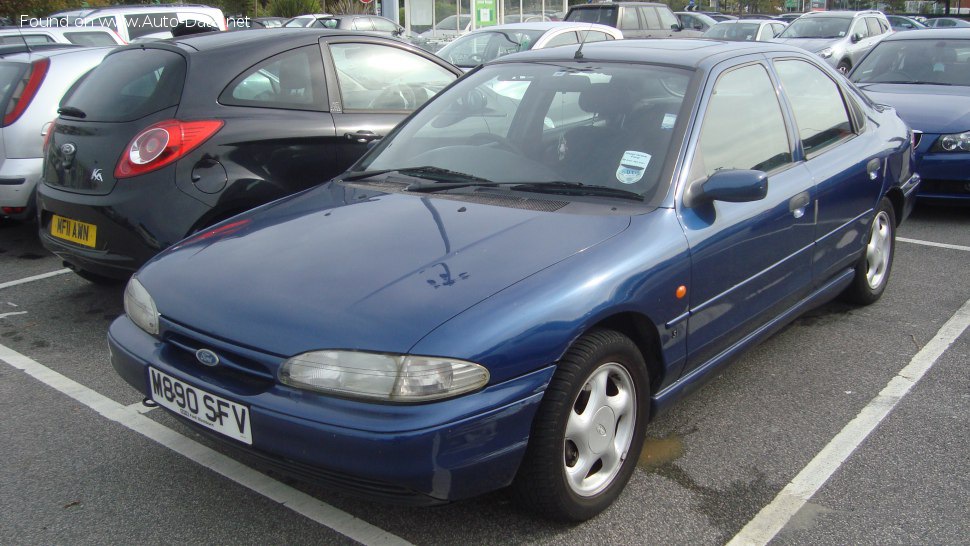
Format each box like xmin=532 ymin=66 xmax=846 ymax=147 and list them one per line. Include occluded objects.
xmin=64 ymin=31 xmax=118 ymax=46
xmin=639 ymin=7 xmax=661 ymax=30
xmin=692 ymin=63 xmax=792 ymax=178
xmin=22 ymin=34 xmax=56 ymax=45
xmin=850 ymin=19 xmax=868 ymax=39
xmin=544 ymin=31 xmax=579 ymax=48
xmin=220 ymin=46 xmax=326 ymax=110
xmin=865 ymin=18 xmax=882 ymax=37
xmin=371 ymin=17 xmax=399 ymax=33
xmin=774 ymin=59 xmax=853 ymax=157
xmin=352 ymin=17 xmax=375 ymax=31
xmin=581 ymin=31 xmax=612 ymax=42
xmin=657 ymin=8 xmax=680 ymax=30
xmin=878 ymin=19 xmax=890 ymax=33
xmin=125 ymin=12 xmax=178 ymax=39
xmin=619 ymin=8 xmax=640 ymax=30
xmin=330 ymin=42 xmax=456 ymax=111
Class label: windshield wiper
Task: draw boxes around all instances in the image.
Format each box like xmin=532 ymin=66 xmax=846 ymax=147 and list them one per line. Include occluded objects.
xmin=510 ymin=182 xmax=644 ymax=201
xmin=861 ymin=80 xmax=952 ymax=86
xmin=57 ymin=106 xmax=86 ymax=118
xmin=340 ymin=166 xmax=494 ymax=186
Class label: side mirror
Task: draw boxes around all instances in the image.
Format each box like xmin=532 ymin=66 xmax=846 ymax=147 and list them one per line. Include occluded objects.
xmin=694 ymin=23 xmax=704 ymax=30
xmin=672 ymin=23 xmax=683 ymax=31
xmin=687 ymin=169 xmax=768 ymax=207
xmin=851 ymin=32 xmax=863 ymax=43
xmin=393 ymin=26 xmax=404 ymax=36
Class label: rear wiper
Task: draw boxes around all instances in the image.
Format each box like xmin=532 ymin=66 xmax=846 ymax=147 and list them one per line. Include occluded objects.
xmin=511 ymin=182 xmax=644 ymax=201
xmin=57 ymin=106 xmax=86 ymax=118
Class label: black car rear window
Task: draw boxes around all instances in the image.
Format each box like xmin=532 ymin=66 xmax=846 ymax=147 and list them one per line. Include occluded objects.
xmin=566 ymin=7 xmax=618 ymax=25
xmin=60 ymin=48 xmax=185 ymax=122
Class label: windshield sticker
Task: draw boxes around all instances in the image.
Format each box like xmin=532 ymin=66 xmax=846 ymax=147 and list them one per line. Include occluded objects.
xmin=616 ymin=151 xmax=651 ymax=185
xmin=661 ymin=113 xmax=677 ymax=129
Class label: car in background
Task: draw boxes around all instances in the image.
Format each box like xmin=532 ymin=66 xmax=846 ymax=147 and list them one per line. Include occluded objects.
xmin=502 ymin=13 xmax=555 ymax=24
xmin=0 ymin=46 xmax=111 ymax=221
xmin=108 ymin=38 xmax=915 ymax=523
xmin=564 ymin=2 xmax=703 ymax=38
xmin=849 ymin=29 xmax=970 ymax=202
xmin=37 ymin=29 xmax=461 ymax=283
xmin=300 ymin=14 xmax=409 ymax=38
xmin=886 ymin=15 xmax=927 ymax=31
xmin=418 ymin=14 xmax=473 ymax=39
xmin=436 ymin=22 xmax=622 ymax=70
xmin=73 ymin=4 xmax=227 ymax=42
xmin=283 ymin=14 xmax=334 ymax=27
xmin=774 ymin=10 xmax=891 ymax=73
xmin=703 ymin=19 xmax=787 ymax=41
xmin=775 ymin=13 xmax=802 ymax=24
xmin=925 ymin=17 xmax=970 ymax=29
xmin=0 ymin=26 xmax=125 ymax=47
xmin=228 ymin=16 xmax=288 ymax=30
xmin=703 ymin=12 xmax=736 ymax=22
xmin=675 ymin=11 xmax=718 ymax=33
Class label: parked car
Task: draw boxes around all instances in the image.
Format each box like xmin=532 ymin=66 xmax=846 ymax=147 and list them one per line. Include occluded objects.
xmin=775 ymin=13 xmax=802 ymax=24
xmin=282 ymin=14 xmax=334 ymax=27
xmin=108 ymin=38 xmax=917 ymax=521
xmin=564 ymin=2 xmax=702 ymax=38
xmin=773 ymin=10 xmax=891 ymax=73
xmin=436 ymin=22 xmax=622 ymax=70
xmin=675 ymin=11 xmax=718 ymax=33
xmin=70 ymin=4 xmax=227 ymax=42
xmin=228 ymin=16 xmax=288 ymax=30
xmin=502 ymin=13 xmax=554 ymax=24
xmin=703 ymin=12 xmax=736 ymax=22
xmin=0 ymin=46 xmax=111 ymax=221
xmin=37 ymin=29 xmax=461 ymax=282
xmin=287 ymin=14 xmax=407 ymax=37
xmin=924 ymin=17 xmax=970 ymax=29
xmin=418 ymin=14 xmax=473 ymax=39
xmin=0 ymin=26 xmax=125 ymax=47
xmin=886 ymin=14 xmax=927 ymax=31
xmin=703 ymin=19 xmax=787 ymax=41
xmin=849 ymin=28 xmax=970 ymax=202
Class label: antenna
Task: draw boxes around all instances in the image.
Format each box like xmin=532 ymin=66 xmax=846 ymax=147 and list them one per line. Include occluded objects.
xmin=574 ymin=21 xmax=596 ymax=60
xmin=16 ymin=25 xmax=33 ymax=53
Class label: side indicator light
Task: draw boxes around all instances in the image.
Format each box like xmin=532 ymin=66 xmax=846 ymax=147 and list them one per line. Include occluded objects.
xmin=676 ymin=285 xmax=687 ymax=299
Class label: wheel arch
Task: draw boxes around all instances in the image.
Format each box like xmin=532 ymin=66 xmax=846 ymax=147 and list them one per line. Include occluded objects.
xmin=583 ymin=311 xmax=666 ymax=396
xmin=885 ymin=187 xmax=905 ymax=227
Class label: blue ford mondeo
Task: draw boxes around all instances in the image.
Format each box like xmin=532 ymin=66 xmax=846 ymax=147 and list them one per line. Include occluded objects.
xmin=110 ymin=39 xmax=919 ymax=520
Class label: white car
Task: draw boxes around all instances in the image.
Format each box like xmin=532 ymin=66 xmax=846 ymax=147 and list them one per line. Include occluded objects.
xmin=436 ymin=22 xmax=623 ymax=70
xmin=69 ymin=4 xmax=226 ymax=42
xmin=0 ymin=26 xmax=125 ymax=47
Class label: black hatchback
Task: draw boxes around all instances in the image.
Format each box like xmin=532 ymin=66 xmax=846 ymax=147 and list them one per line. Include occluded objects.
xmin=38 ymin=29 xmax=461 ymax=283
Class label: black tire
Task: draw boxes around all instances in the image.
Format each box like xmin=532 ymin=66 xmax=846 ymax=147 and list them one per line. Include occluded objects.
xmin=511 ymin=329 xmax=650 ymax=521
xmin=837 ymin=60 xmax=851 ymax=74
xmin=75 ymin=269 xmax=127 ymax=286
xmin=842 ymin=196 xmax=896 ymax=305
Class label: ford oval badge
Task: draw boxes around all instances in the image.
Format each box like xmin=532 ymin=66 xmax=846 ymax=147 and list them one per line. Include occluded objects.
xmin=195 ymin=348 xmax=220 ymax=367
xmin=60 ymin=143 xmax=76 ymax=155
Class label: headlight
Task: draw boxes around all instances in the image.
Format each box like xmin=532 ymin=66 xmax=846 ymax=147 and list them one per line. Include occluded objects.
xmin=817 ymin=47 xmax=834 ymax=58
xmin=931 ymin=131 xmax=970 ymax=152
xmin=279 ymin=350 xmax=490 ymax=402
xmin=124 ymin=276 xmax=159 ymax=335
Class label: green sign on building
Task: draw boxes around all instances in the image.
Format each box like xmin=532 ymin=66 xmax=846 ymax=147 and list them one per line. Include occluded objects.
xmin=474 ymin=0 xmax=497 ymax=27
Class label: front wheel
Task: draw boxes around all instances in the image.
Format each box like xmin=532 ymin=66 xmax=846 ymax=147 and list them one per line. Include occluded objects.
xmin=512 ymin=329 xmax=649 ymax=521
xmin=837 ymin=60 xmax=851 ymax=74
xmin=842 ymin=196 xmax=896 ymax=305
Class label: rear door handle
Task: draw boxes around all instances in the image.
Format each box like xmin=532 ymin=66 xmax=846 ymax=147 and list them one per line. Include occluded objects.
xmin=345 ymin=130 xmax=381 ymax=143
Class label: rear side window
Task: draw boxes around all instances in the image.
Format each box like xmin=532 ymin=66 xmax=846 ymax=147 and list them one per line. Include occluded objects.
xmin=61 ymin=48 xmax=186 ymax=122
xmin=619 ymin=9 xmax=640 ymax=30
xmin=125 ymin=12 xmax=178 ymax=39
xmin=220 ymin=46 xmax=327 ymax=110
xmin=657 ymin=8 xmax=680 ymax=30
xmin=64 ymin=31 xmax=117 ymax=46
xmin=774 ymin=59 xmax=853 ymax=157
xmin=639 ymin=8 xmax=661 ymax=30
xmin=566 ymin=7 xmax=617 ymax=26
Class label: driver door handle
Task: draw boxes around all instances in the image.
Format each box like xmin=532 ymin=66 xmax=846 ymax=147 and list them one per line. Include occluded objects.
xmin=345 ymin=130 xmax=381 ymax=143
xmin=789 ymin=191 xmax=811 ymax=218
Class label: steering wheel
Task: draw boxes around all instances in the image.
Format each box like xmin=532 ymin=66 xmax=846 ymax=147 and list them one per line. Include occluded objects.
xmin=468 ymin=132 xmax=516 ymax=152
xmin=369 ymin=84 xmax=419 ymax=110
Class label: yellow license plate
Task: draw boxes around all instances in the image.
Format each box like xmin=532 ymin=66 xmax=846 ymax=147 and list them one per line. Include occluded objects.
xmin=50 ymin=215 xmax=97 ymax=248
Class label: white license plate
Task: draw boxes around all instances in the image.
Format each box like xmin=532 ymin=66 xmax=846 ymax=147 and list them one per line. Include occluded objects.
xmin=149 ymin=367 xmax=252 ymax=445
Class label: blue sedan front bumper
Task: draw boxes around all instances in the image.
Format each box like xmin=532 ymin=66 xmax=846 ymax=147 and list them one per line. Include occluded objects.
xmin=108 ymin=316 xmax=554 ymax=503
xmin=915 ymin=138 xmax=970 ymax=201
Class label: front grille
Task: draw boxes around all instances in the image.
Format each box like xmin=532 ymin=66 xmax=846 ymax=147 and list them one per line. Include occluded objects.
xmin=346 ymin=180 xmax=569 ymax=212
xmin=160 ymin=319 xmax=278 ymax=392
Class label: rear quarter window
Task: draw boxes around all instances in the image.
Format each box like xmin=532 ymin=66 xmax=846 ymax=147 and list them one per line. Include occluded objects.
xmin=60 ymin=48 xmax=186 ymax=122
xmin=64 ymin=31 xmax=118 ymax=46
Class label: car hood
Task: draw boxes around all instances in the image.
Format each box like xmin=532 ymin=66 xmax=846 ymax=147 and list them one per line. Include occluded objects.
xmin=773 ymin=37 xmax=837 ymax=52
xmin=856 ymin=84 xmax=970 ymax=134
xmin=139 ymin=182 xmax=632 ymax=357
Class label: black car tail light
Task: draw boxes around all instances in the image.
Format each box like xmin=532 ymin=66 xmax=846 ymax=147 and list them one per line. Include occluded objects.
xmin=2 ymin=57 xmax=50 ymax=127
xmin=115 ymin=119 xmax=224 ymax=179
xmin=42 ymin=118 xmax=56 ymax=153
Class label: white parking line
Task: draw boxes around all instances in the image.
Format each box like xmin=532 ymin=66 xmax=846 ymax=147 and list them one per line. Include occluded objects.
xmin=898 ymin=237 xmax=970 ymax=252
xmin=727 ymin=296 xmax=970 ymax=546
xmin=0 ymin=343 xmax=412 ymax=546
xmin=0 ymin=269 xmax=71 ymax=290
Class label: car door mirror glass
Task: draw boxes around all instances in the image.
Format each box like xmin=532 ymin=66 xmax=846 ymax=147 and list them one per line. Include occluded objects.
xmin=700 ymin=169 xmax=768 ymax=203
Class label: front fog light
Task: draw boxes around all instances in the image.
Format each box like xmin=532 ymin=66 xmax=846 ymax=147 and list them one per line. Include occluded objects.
xmin=124 ymin=276 xmax=159 ymax=335
xmin=279 ymin=350 xmax=490 ymax=402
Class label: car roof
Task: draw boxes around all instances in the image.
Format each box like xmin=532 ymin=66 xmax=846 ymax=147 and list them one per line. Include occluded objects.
xmin=465 ymin=22 xmax=618 ymax=32
xmin=164 ymin=28 xmax=377 ymax=52
xmin=570 ymin=2 xmax=668 ymax=7
xmin=879 ymin=27 xmax=970 ymax=41
xmin=798 ymin=10 xmax=881 ymax=18
xmin=0 ymin=27 xmax=117 ymax=36
xmin=715 ymin=19 xmax=774 ymax=24
xmin=0 ymin=45 xmax=113 ymax=62
xmin=494 ymin=38 xmax=808 ymax=69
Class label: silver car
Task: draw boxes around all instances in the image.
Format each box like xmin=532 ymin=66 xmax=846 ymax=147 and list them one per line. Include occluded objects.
xmin=774 ymin=10 xmax=891 ymax=73
xmin=703 ymin=19 xmax=788 ymax=42
xmin=0 ymin=46 xmax=111 ymax=220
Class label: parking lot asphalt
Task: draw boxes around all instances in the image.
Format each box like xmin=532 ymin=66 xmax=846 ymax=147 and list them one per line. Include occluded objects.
xmin=1 ymin=203 xmax=967 ymax=545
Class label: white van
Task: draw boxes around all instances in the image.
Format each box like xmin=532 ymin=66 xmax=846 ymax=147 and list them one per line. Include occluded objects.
xmin=0 ymin=26 xmax=125 ymax=47
xmin=72 ymin=4 xmax=226 ymax=42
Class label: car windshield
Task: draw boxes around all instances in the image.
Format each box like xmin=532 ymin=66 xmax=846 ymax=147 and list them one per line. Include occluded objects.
xmin=433 ymin=15 xmax=471 ymax=30
xmin=436 ymin=29 xmax=545 ymax=67
xmin=704 ymin=22 xmax=761 ymax=40
xmin=777 ymin=17 xmax=851 ymax=39
xmin=851 ymin=39 xmax=970 ymax=86
xmin=354 ymin=62 xmax=692 ymax=204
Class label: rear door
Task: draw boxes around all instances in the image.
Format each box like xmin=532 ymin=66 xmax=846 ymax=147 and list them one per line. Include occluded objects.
xmin=321 ymin=37 xmax=460 ymax=171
